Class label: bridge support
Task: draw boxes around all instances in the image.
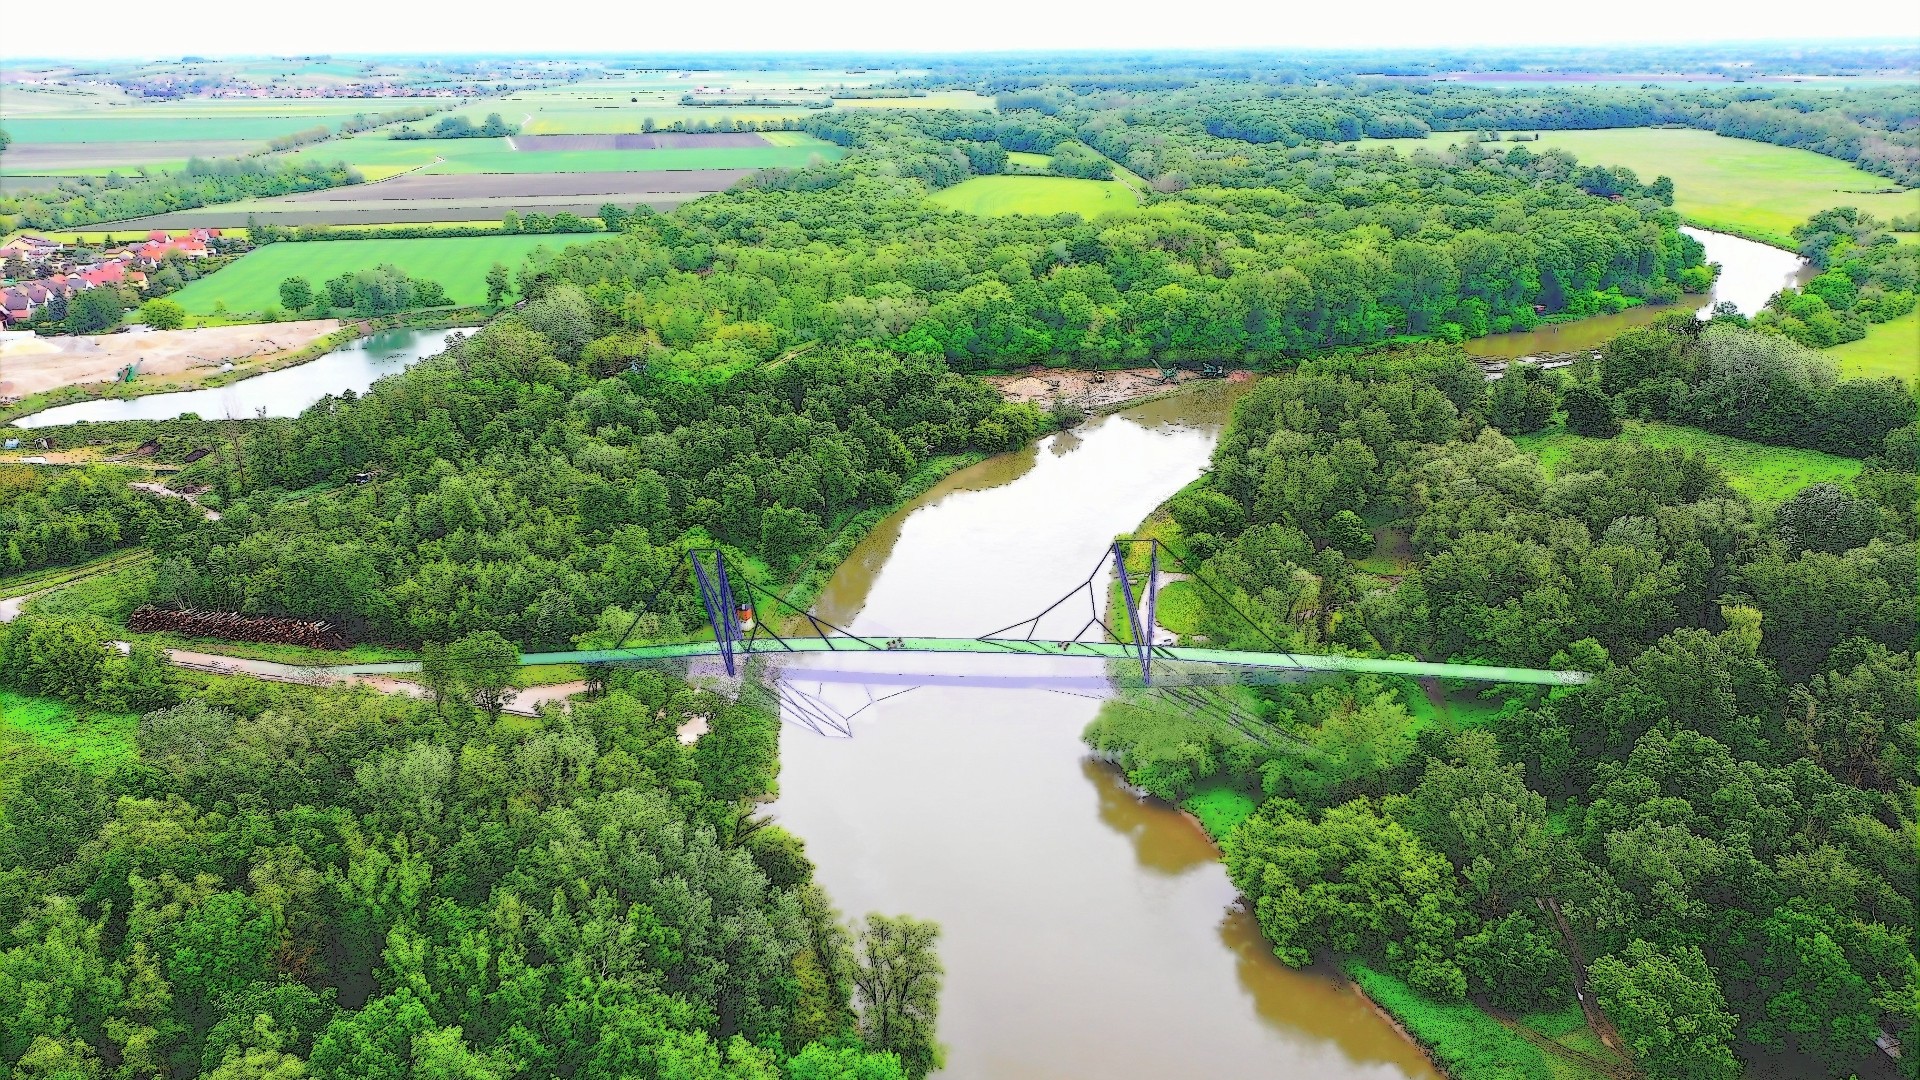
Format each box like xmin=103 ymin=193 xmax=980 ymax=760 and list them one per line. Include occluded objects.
xmin=690 ymin=549 xmax=745 ymax=675
xmin=1111 ymin=540 xmax=1161 ymax=684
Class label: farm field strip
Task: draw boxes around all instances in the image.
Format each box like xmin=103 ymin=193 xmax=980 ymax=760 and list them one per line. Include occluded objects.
xmin=276 ymin=169 xmax=752 ymax=201
xmin=70 ymin=195 xmax=703 ymax=230
xmin=6 ymin=116 xmax=372 ymax=144
xmin=830 ymin=90 xmax=995 ymax=109
xmin=287 ymin=133 xmax=842 ymax=174
xmin=165 ymin=234 xmax=603 ymax=314
xmin=509 ymin=132 xmax=770 ymax=150
xmin=1 ymin=140 xmax=264 ymax=171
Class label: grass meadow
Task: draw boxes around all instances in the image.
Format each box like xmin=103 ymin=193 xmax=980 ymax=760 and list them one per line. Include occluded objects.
xmin=1511 ymin=420 xmax=1863 ymax=504
xmin=1408 ymin=128 xmax=1918 ymax=246
xmin=931 ymin=175 xmax=1140 ymax=218
xmin=1826 ymin=308 xmax=1918 ymax=384
xmin=0 ymin=691 xmax=138 ymax=777
xmin=167 ymin=234 xmax=601 ymax=314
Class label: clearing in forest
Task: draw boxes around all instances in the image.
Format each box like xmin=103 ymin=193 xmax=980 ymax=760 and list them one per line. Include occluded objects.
xmin=1825 ymin=308 xmax=1919 ymax=384
xmin=931 ymin=175 xmax=1140 ymax=218
xmin=1512 ymin=420 xmax=1864 ymax=504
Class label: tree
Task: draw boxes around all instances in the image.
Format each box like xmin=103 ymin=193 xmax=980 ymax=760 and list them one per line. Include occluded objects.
xmin=1588 ymin=941 xmax=1740 ymax=1080
xmin=450 ymin=630 xmax=519 ymax=719
xmin=1773 ymin=482 xmax=1876 ymax=554
xmin=1226 ymin=797 xmax=1469 ymax=999
xmin=137 ymin=298 xmax=186 ymax=330
xmin=417 ymin=641 xmax=463 ymax=716
xmin=786 ymin=1044 xmax=907 ymax=1080
xmin=1562 ymin=382 xmax=1622 ymax=437
xmin=278 ymin=276 xmax=313 ymax=312
xmin=1487 ymin=363 xmax=1555 ymax=435
xmin=1750 ymin=905 xmax=1878 ymax=1069
xmin=851 ymin=915 xmax=943 ymax=1080
xmin=65 ymin=288 xmax=123 ymax=334
xmin=1324 ymin=509 xmax=1374 ymax=558
xmin=485 ymin=263 xmax=512 ymax=307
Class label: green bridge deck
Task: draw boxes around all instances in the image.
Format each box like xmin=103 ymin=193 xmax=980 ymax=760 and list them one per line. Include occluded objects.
xmin=326 ymin=636 xmax=1590 ymax=686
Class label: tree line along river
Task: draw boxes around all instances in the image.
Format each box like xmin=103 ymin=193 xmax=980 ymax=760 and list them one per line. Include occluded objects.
xmin=11 ymin=227 xmax=1808 ymax=428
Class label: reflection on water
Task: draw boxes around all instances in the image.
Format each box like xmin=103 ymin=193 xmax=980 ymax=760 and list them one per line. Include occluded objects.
xmin=1083 ymin=758 xmax=1219 ymax=876
xmin=772 ymin=381 xmax=1438 ymax=1080
xmin=14 ymin=326 xmax=471 ymax=428
xmin=1466 ymin=227 xmax=1810 ymax=359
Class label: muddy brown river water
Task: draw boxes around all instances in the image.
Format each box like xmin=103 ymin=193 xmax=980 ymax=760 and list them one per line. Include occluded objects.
xmin=769 ymin=384 xmax=1440 ymax=1079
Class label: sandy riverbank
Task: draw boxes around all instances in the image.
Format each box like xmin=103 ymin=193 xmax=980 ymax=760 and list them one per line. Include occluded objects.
xmin=986 ymin=366 xmax=1242 ymax=411
xmin=0 ymin=320 xmax=342 ymax=399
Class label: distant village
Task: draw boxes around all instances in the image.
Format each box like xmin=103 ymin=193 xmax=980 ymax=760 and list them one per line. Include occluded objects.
xmin=0 ymin=230 xmax=240 ymax=329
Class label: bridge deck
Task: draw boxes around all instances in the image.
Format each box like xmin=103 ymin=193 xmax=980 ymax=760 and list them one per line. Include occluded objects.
xmin=328 ymin=636 xmax=1590 ymax=686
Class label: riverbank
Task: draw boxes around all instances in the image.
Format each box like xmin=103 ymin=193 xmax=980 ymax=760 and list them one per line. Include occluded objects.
xmin=984 ymin=366 xmax=1228 ymax=412
xmin=0 ymin=320 xmax=342 ymax=409
xmin=1088 ymin=400 xmax=1636 ymax=1080
xmin=1 ymin=308 xmax=486 ymax=425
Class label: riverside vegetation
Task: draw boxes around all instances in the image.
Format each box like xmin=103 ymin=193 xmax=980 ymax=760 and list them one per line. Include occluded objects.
xmin=1086 ymin=319 xmax=1916 ymax=1078
xmin=2 ymin=48 xmax=1915 ymax=1080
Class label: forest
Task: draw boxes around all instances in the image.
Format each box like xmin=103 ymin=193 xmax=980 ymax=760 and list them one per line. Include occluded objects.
xmin=2 ymin=48 xmax=1915 ymax=1080
xmin=0 ymin=624 xmax=939 ymax=1078
xmin=1087 ymin=326 xmax=1916 ymax=1078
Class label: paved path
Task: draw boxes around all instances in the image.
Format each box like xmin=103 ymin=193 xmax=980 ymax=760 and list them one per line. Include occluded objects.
xmin=328 ymin=636 xmax=1594 ymax=687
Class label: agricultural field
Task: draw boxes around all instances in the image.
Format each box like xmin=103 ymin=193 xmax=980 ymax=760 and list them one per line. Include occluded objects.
xmin=166 ymin=234 xmax=601 ymax=315
xmin=831 ymin=90 xmax=994 ymax=110
xmin=2 ymin=98 xmax=443 ymax=145
xmin=932 ymin=175 xmax=1140 ymax=218
xmin=286 ymin=131 xmax=844 ymax=175
xmin=1 ymin=140 xmax=262 ymax=176
xmin=425 ymin=69 xmax=932 ymax=134
xmin=1511 ymin=419 xmax=1864 ymax=503
xmin=1403 ymin=128 xmax=1919 ymax=246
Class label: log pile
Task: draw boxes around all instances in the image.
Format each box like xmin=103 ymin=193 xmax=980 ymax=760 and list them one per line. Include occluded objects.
xmin=129 ymin=606 xmax=348 ymax=650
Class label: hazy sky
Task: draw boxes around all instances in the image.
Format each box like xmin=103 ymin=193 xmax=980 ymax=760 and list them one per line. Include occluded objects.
xmin=34 ymin=0 xmax=1920 ymax=59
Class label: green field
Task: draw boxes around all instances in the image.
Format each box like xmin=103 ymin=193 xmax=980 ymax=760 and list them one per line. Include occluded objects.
xmin=931 ymin=175 xmax=1140 ymax=218
xmin=4 ymin=99 xmax=440 ymax=145
xmin=286 ymin=134 xmax=844 ymax=176
xmin=1826 ymin=308 xmax=1919 ymax=384
xmin=1410 ymin=129 xmax=1918 ymax=247
xmin=167 ymin=235 xmax=602 ymax=315
xmin=0 ymin=691 xmax=138 ymax=777
xmin=1511 ymin=420 xmax=1863 ymax=503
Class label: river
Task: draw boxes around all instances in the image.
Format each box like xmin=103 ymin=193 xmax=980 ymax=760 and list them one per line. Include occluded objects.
xmin=769 ymin=384 xmax=1439 ymax=1080
xmin=12 ymin=326 xmax=470 ymax=428
xmin=1465 ymin=226 xmax=1811 ymax=359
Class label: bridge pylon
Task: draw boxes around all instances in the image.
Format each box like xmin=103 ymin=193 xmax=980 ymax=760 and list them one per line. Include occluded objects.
xmin=689 ymin=548 xmax=746 ymax=675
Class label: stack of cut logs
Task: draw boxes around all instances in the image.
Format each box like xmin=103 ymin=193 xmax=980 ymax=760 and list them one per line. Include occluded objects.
xmin=128 ymin=606 xmax=349 ymax=650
